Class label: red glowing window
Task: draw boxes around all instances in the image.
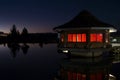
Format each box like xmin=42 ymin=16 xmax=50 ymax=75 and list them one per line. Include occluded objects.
xmin=90 ymin=34 xmax=97 ymax=42
xmin=68 ymin=33 xmax=86 ymax=42
xmin=97 ymin=34 xmax=103 ymax=42
xmin=77 ymin=73 xmax=81 ymax=80
xmin=90 ymin=73 xmax=103 ymax=80
xmin=96 ymin=73 xmax=102 ymax=80
xmin=82 ymin=34 xmax=86 ymax=42
xmin=73 ymin=73 xmax=77 ymax=80
xmin=73 ymin=34 xmax=77 ymax=42
xmin=82 ymin=74 xmax=86 ymax=80
xmin=77 ymin=34 xmax=81 ymax=42
xmin=68 ymin=72 xmax=72 ymax=80
xmin=90 ymin=33 xmax=103 ymax=42
xmin=90 ymin=74 xmax=96 ymax=80
xmin=68 ymin=34 xmax=73 ymax=42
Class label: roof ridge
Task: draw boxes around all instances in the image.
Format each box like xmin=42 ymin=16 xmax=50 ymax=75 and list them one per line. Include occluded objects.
xmin=53 ymin=10 xmax=115 ymax=30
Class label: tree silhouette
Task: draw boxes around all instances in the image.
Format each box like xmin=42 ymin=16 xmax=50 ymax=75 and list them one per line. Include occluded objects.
xmin=21 ymin=27 xmax=29 ymax=42
xmin=10 ymin=24 xmax=20 ymax=36
xmin=21 ymin=27 xmax=28 ymax=36
xmin=8 ymin=24 xmax=20 ymax=42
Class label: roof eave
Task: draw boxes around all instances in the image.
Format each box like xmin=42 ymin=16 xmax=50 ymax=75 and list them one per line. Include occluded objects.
xmin=54 ymin=27 xmax=117 ymax=33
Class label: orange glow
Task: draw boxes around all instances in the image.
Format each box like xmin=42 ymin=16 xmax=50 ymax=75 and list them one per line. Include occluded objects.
xmin=90 ymin=34 xmax=96 ymax=42
xmin=68 ymin=33 xmax=86 ymax=42
xmin=68 ymin=34 xmax=73 ymax=42
xmin=73 ymin=34 xmax=77 ymax=42
xmin=66 ymin=72 xmax=102 ymax=80
xmin=77 ymin=34 xmax=81 ymax=42
xmin=97 ymin=34 xmax=103 ymax=42
xmin=82 ymin=34 xmax=86 ymax=42
xmin=90 ymin=33 xmax=103 ymax=42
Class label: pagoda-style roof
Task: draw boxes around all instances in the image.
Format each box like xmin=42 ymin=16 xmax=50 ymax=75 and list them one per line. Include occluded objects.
xmin=53 ymin=10 xmax=116 ymax=32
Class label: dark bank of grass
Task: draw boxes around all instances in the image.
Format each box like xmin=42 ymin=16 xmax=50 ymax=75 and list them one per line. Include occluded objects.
xmin=0 ymin=33 xmax=59 ymax=44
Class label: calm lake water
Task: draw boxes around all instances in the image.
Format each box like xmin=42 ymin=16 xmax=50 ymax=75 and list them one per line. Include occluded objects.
xmin=0 ymin=43 xmax=120 ymax=80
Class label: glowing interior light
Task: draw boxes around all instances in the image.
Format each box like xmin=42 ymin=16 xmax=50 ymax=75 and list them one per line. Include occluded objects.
xmin=90 ymin=33 xmax=103 ymax=42
xmin=63 ymin=50 xmax=69 ymax=53
xmin=106 ymin=39 xmax=108 ymax=43
xmin=112 ymin=39 xmax=117 ymax=42
xmin=68 ymin=33 xmax=86 ymax=42
xmin=109 ymin=28 xmax=117 ymax=33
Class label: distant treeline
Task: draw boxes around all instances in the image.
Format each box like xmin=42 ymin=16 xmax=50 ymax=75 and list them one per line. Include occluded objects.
xmin=0 ymin=24 xmax=58 ymax=43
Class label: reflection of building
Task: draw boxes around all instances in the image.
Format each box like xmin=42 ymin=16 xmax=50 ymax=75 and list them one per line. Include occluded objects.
xmin=113 ymin=52 xmax=120 ymax=63
xmin=53 ymin=10 xmax=117 ymax=57
xmin=55 ymin=56 xmax=115 ymax=80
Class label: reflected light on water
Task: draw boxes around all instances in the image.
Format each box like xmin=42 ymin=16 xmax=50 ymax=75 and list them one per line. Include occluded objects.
xmin=109 ymin=74 xmax=116 ymax=80
xmin=0 ymin=43 xmax=119 ymax=80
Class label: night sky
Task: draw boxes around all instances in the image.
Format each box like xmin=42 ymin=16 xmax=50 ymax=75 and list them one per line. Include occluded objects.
xmin=0 ymin=0 xmax=120 ymax=33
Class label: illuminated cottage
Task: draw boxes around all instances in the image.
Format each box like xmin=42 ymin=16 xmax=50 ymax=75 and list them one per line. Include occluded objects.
xmin=53 ymin=10 xmax=117 ymax=57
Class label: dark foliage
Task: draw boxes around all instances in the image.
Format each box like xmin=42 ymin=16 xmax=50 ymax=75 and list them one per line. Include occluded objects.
xmin=0 ymin=24 xmax=58 ymax=44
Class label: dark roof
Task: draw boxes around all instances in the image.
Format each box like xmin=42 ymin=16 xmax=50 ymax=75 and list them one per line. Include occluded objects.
xmin=53 ymin=10 xmax=115 ymax=30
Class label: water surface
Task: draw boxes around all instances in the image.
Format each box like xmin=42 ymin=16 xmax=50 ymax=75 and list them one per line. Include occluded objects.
xmin=0 ymin=43 xmax=64 ymax=80
xmin=0 ymin=43 xmax=120 ymax=80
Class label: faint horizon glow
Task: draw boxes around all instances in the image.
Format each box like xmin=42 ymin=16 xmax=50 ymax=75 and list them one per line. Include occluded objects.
xmin=0 ymin=25 xmax=10 ymax=33
xmin=0 ymin=24 xmax=54 ymax=33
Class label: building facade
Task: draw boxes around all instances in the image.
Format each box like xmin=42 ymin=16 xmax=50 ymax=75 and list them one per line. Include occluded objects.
xmin=53 ymin=10 xmax=117 ymax=57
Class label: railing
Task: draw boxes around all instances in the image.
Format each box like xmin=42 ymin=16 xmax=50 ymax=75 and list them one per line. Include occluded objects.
xmin=58 ymin=42 xmax=110 ymax=49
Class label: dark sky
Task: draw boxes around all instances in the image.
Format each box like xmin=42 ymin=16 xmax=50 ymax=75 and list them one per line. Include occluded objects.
xmin=0 ymin=0 xmax=120 ymax=33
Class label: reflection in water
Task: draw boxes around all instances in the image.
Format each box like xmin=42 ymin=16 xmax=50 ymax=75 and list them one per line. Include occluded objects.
xmin=113 ymin=52 xmax=120 ymax=64
xmin=6 ymin=42 xmax=54 ymax=58
xmin=55 ymin=55 xmax=116 ymax=80
xmin=0 ymin=43 xmax=119 ymax=80
xmin=39 ymin=43 xmax=43 ymax=48
xmin=7 ymin=43 xmax=29 ymax=58
xmin=112 ymin=52 xmax=120 ymax=80
xmin=0 ymin=43 xmax=60 ymax=80
xmin=21 ymin=43 xmax=29 ymax=55
xmin=7 ymin=43 xmax=20 ymax=58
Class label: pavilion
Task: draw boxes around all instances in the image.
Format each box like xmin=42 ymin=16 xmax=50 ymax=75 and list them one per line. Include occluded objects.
xmin=53 ymin=10 xmax=117 ymax=57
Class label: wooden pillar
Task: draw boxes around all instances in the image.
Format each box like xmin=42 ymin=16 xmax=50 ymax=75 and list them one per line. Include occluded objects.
xmin=64 ymin=32 xmax=67 ymax=47
xmin=87 ymin=29 xmax=91 ymax=48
